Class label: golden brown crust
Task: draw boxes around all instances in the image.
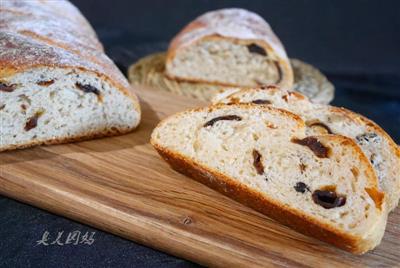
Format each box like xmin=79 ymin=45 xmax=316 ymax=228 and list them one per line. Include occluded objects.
xmin=151 ymin=143 xmax=376 ymax=254
xmin=165 ymin=9 xmax=293 ymax=89
xmin=0 ymin=124 xmax=137 ymax=153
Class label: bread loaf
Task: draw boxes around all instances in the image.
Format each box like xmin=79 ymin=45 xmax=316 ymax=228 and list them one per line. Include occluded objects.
xmin=165 ymin=8 xmax=293 ymax=89
xmin=0 ymin=0 xmax=141 ymax=151
xmin=213 ymin=87 xmax=400 ymax=211
xmin=151 ymin=104 xmax=387 ymax=254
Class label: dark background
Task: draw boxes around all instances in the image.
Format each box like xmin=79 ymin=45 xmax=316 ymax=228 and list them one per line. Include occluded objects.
xmin=1 ymin=1 xmax=400 ymax=267
xmin=74 ymin=0 xmax=400 ymax=76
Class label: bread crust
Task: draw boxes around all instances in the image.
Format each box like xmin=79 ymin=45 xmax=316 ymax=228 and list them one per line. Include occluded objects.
xmin=0 ymin=124 xmax=136 ymax=152
xmin=165 ymin=8 xmax=293 ymax=89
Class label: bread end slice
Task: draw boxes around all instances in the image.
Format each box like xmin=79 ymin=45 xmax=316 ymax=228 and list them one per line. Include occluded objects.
xmin=152 ymin=143 xmax=386 ymax=254
xmin=151 ymin=104 xmax=387 ymax=254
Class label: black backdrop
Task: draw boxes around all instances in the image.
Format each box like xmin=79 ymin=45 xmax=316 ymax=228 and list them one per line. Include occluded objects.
xmin=1 ymin=1 xmax=400 ymax=268
xmin=71 ymin=0 xmax=400 ymax=76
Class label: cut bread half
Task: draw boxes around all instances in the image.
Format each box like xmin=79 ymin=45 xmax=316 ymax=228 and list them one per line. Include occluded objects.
xmin=0 ymin=1 xmax=141 ymax=151
xmin=0 ymin=66 xmax=140 ymax=151
xmin=166 ymin=8 xmax=293 ymax=89
xmin=213 ymin=87 xmax=400 ymax=211
xmin=151 ymin=104 xmax=387 ymax=254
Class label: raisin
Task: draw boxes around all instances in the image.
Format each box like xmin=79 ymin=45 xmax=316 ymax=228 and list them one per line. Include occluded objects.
xmin=252 ymin=99 xmax=272 ymax=105
xmin=25 ymin=114 xmax=38 ymax=131
xmin=247 ymin=43 xmax=267 ymax=56
xmin=292 ymin=137 xmax=330 ymax=158
xmin=37 ymin=80 xmax=54 ymax=86
xmin=274 ymin=61 xmax=282 ymax=84
xmin=294 ymin=182 xmax=310 ymax=193
xmin=312 ymin=190 xmax=346 ymax=209
xmin=75 ymin=82 xmax=100 ymax=96
xmin=252 ymin=149 xmax=264 ymax=175
xmin=299 ymin=163 xmax=307 ymax=173
xmin=204 ymin=115 xmax=242 ymax=127
xmin=0 ymin=82 xmax=16 ymax=92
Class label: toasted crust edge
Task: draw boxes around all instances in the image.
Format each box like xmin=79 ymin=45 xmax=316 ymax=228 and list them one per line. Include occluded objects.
xmin=0 ymin=123 xmax=138 ymax=152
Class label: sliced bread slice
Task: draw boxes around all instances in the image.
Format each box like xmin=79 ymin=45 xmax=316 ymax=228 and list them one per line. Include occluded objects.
xmin=213 ymin=87 xmax=400 ymax=211
xmin=151 ymin=104 xmax=387 ymax=254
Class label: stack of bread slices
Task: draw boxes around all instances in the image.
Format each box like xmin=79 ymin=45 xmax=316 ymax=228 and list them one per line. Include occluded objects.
xmin=151 ymin=85 xmax=399 ymax=254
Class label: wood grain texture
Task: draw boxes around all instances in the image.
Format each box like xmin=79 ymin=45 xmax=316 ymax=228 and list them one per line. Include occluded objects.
xmin=0 ymin=87 xmax=399 ymax=267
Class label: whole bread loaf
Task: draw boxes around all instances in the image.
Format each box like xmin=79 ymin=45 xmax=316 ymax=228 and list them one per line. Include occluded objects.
xmin=0 ymin=0 xmax=141 ymax=151
xmin=151 ymin=104 xmax=387 ymax=254
xmin=213 ymin=86 xmax=400 ymax=212
xmin=165 ymin=8 xmax=294 ymax=89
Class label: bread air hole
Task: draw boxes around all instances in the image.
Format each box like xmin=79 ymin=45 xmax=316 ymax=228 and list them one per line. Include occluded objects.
xmin=306 ymin=120 xmax=333 ymax=135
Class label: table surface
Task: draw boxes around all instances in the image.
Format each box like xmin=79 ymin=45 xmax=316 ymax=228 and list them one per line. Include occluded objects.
xmin=1 ymin=39 xmax=399 ymax=268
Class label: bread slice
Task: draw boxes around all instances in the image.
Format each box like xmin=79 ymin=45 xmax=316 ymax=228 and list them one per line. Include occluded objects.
xmin=213 ymin=87 xmax=400 ymax=211
xmin=151 ymin=104 xmax=387 ymax=254
xmin=128 ymin=52 xmax=334 ymax=104
xmin=165 ymin=8 xmax=293 ymax=89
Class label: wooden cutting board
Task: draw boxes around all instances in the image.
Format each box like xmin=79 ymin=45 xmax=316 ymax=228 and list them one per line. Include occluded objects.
xmin=0 ymin=87 xmax=399 ymax=267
